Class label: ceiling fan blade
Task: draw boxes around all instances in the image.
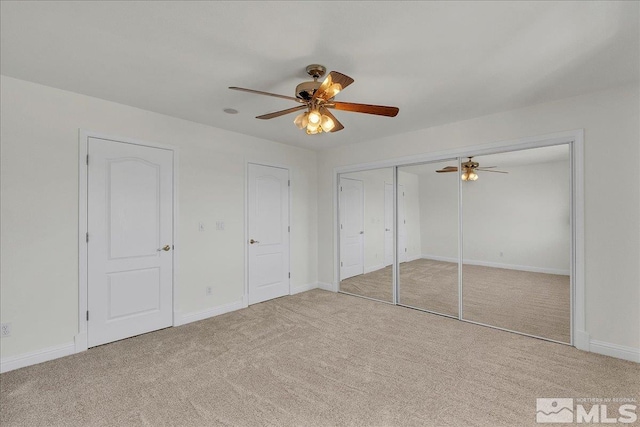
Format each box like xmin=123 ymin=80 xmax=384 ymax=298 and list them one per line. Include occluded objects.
xmin=476 ymin=166 xmax=497 ymax=169
xmin=312 ymin=71 xmax=355 ymax=102
xmin=329 ymin=101 xmax=399 ymax=117
xmin=481 ymin=170 xmax=509 ymax=174
xmin=229 ymin=87 xmax=304 ymax=103
xmin=436 ymin=167 xmax=459 ymax=173
xmin=256 ymin=105 xmax=307 ymax=120
xmin=319 ymin=107 xmax=344 ymax=132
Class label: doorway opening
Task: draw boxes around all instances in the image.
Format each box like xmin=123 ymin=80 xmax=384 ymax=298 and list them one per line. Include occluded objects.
xmin=78 ymin=132 xmax=177 ymax=350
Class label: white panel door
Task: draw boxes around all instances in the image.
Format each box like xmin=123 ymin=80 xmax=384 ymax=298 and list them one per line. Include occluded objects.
xmin=398 ymin=185 xmax=408 ymax=263
xmin=340 ymin=178 xmax=364 ymax=280
xmin=384 ymin=183 xmax=393 ymax=266
xmin=248 ymin=164 xmax=290 ymax=305
xmin=87 ymin=138 xmax=173 ymax=347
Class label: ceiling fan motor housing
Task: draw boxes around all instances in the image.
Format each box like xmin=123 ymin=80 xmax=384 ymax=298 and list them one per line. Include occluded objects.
xmin=295 ymin=81 xmax=322 ymax=100
xmin=462 ymin=160 xmax=480 ymax=169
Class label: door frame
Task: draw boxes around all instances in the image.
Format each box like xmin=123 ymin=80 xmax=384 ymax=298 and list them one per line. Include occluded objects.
xmin=244 ymin=161 xmax=291 ymax=306
xmin=77 ymin=130 xmax=179 ymax=353
xmin=333 ymin=129 xmax=585 ymax=350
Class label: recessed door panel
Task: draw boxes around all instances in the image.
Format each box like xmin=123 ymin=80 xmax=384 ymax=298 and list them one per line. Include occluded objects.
xmin=255 ymin=253 xmax=285 ymax=288
xmin=108 ymin=159 xmax=160 ymax=259
xmin=107 ymin=268 xmax=160 ymax=320
xmin=255 ymin=177 xmax=283 ymax=245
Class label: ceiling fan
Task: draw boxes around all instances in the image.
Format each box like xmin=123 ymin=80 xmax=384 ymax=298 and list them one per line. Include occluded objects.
xmin=229 ymin=64 xmax=399 ymax=135
xmin=436 ymin=157 xmax=508 ymax=181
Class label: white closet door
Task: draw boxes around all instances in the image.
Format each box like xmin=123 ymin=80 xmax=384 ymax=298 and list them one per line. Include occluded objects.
xmin=398 ymin=185 xmax=407 ymax=262
xmin=384 ymin=183 xmax=394 ymax=266
xmin=340 ymin=178 xmax=364 ymax=280
xmin=247 ymin=164 xmax=290 ymax=305
xmin=87 ymin=138 xmax=173 ymax=347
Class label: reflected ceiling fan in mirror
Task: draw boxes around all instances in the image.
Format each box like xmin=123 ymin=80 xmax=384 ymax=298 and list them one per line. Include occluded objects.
xmin=229 ymin=64 xmax=399 ymax=135
xmin=436 ymin=157 xmax=508 ymax=181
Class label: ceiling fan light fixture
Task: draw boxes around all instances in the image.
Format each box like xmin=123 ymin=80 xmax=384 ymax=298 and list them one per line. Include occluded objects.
xmin=461 ymin=168 xmax=478 ymax=181
xmin=294 ymin=112 xmax=309 ymax=129
xmin=306 ymin=120 xmax=320 ymax=134
xmin=306 ymin=126 xmax=320 ymax=135
xmin=320 ymin=114 xmax=335 ymax=132
xmin=308 ymin=109 xmax=321 ymax=125
xmin=230 ymin=65 xmax=398 ymax=136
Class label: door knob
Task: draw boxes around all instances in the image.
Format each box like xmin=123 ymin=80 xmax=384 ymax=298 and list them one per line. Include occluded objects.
xmin=158 ymin=245 xmax=171 ymax=252
xmin=249 ymin=239 xmax=260 ymax=244
xmin=360 ymin=231 xmax=364 ymax=234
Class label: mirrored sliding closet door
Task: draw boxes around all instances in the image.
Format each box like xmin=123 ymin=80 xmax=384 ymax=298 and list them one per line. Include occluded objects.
xmin=338 ymin=168 xmax=394 ymax=303
xmin=397 ymin=161 xmax=459 ymax=316
xmin=461 ymin=145 xmax=571 ymax=343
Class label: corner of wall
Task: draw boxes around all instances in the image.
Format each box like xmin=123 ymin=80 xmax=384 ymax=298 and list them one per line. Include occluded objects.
xmin=318 ymin=282 xmax=338 ymax=292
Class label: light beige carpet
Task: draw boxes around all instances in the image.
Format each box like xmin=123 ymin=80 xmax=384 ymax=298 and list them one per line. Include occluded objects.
xmin=1 ymin=290 xmax=637 ymax=427
xmin=340 ymin=259 xmax=570 ymax=342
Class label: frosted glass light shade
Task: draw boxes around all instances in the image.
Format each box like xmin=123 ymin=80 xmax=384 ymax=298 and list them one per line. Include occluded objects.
xmin=294 ymin=112 xmax=309 ymax=129
xmin=308 ymin=110 xmax=321 ymax=125
xmin=320 ymin=114 xmax=335 ymax=132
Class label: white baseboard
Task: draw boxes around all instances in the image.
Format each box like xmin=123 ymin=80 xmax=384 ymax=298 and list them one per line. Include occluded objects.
xmin=318 ymin=282 xmax=337 ymax=292
xmin=421 ymin=254 xmax=458 ymax=263
xmin=574 ymin=330 xmax=590 ymax=352
xmin=421 ymin=254 xmax=570 ymax=276
xmin=290 ymin=282 xmax=318 ymax=295
xmin=364 ymin=264 xmax=385 ymax=274
xmin=590 ymin=340 xmax=640 ymax=363
xmin=1 ymin=341 xmax=76 ymax=373
xmin=74 ymin=332 xmax=88 ymax=353
xmin=174 ymin=299 xmax=247 ymax=327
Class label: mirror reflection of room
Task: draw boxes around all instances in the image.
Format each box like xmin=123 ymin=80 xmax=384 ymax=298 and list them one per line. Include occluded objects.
xmin=339 ymin=168 xmax=394 ymax=303
xmin=461 ymin=145 xmax=571 ymax=343
xmin=397 ymin=161 xmax=459 ymax=316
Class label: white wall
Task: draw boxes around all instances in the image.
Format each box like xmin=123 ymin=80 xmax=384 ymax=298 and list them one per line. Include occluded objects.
xmin=417 ymin=165 xmax=459 ymax=260
xmin=0 ymin=76 xmax=318 ymax=359
xmin=417 ymin=159 xmax=571 ymax=274
xmin=462 ymin=160 xmax=570 ymax=273
xmin=318 ymin=84 xmax=640 ymax=350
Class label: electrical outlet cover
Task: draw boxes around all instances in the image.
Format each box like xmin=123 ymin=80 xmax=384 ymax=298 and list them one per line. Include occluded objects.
xmin=1 ymin=323 xmax=11 ymax=337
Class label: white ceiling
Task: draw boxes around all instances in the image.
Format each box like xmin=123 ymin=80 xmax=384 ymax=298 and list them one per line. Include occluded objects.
xmin=1 ymin=1 xmax=638 ymax=151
